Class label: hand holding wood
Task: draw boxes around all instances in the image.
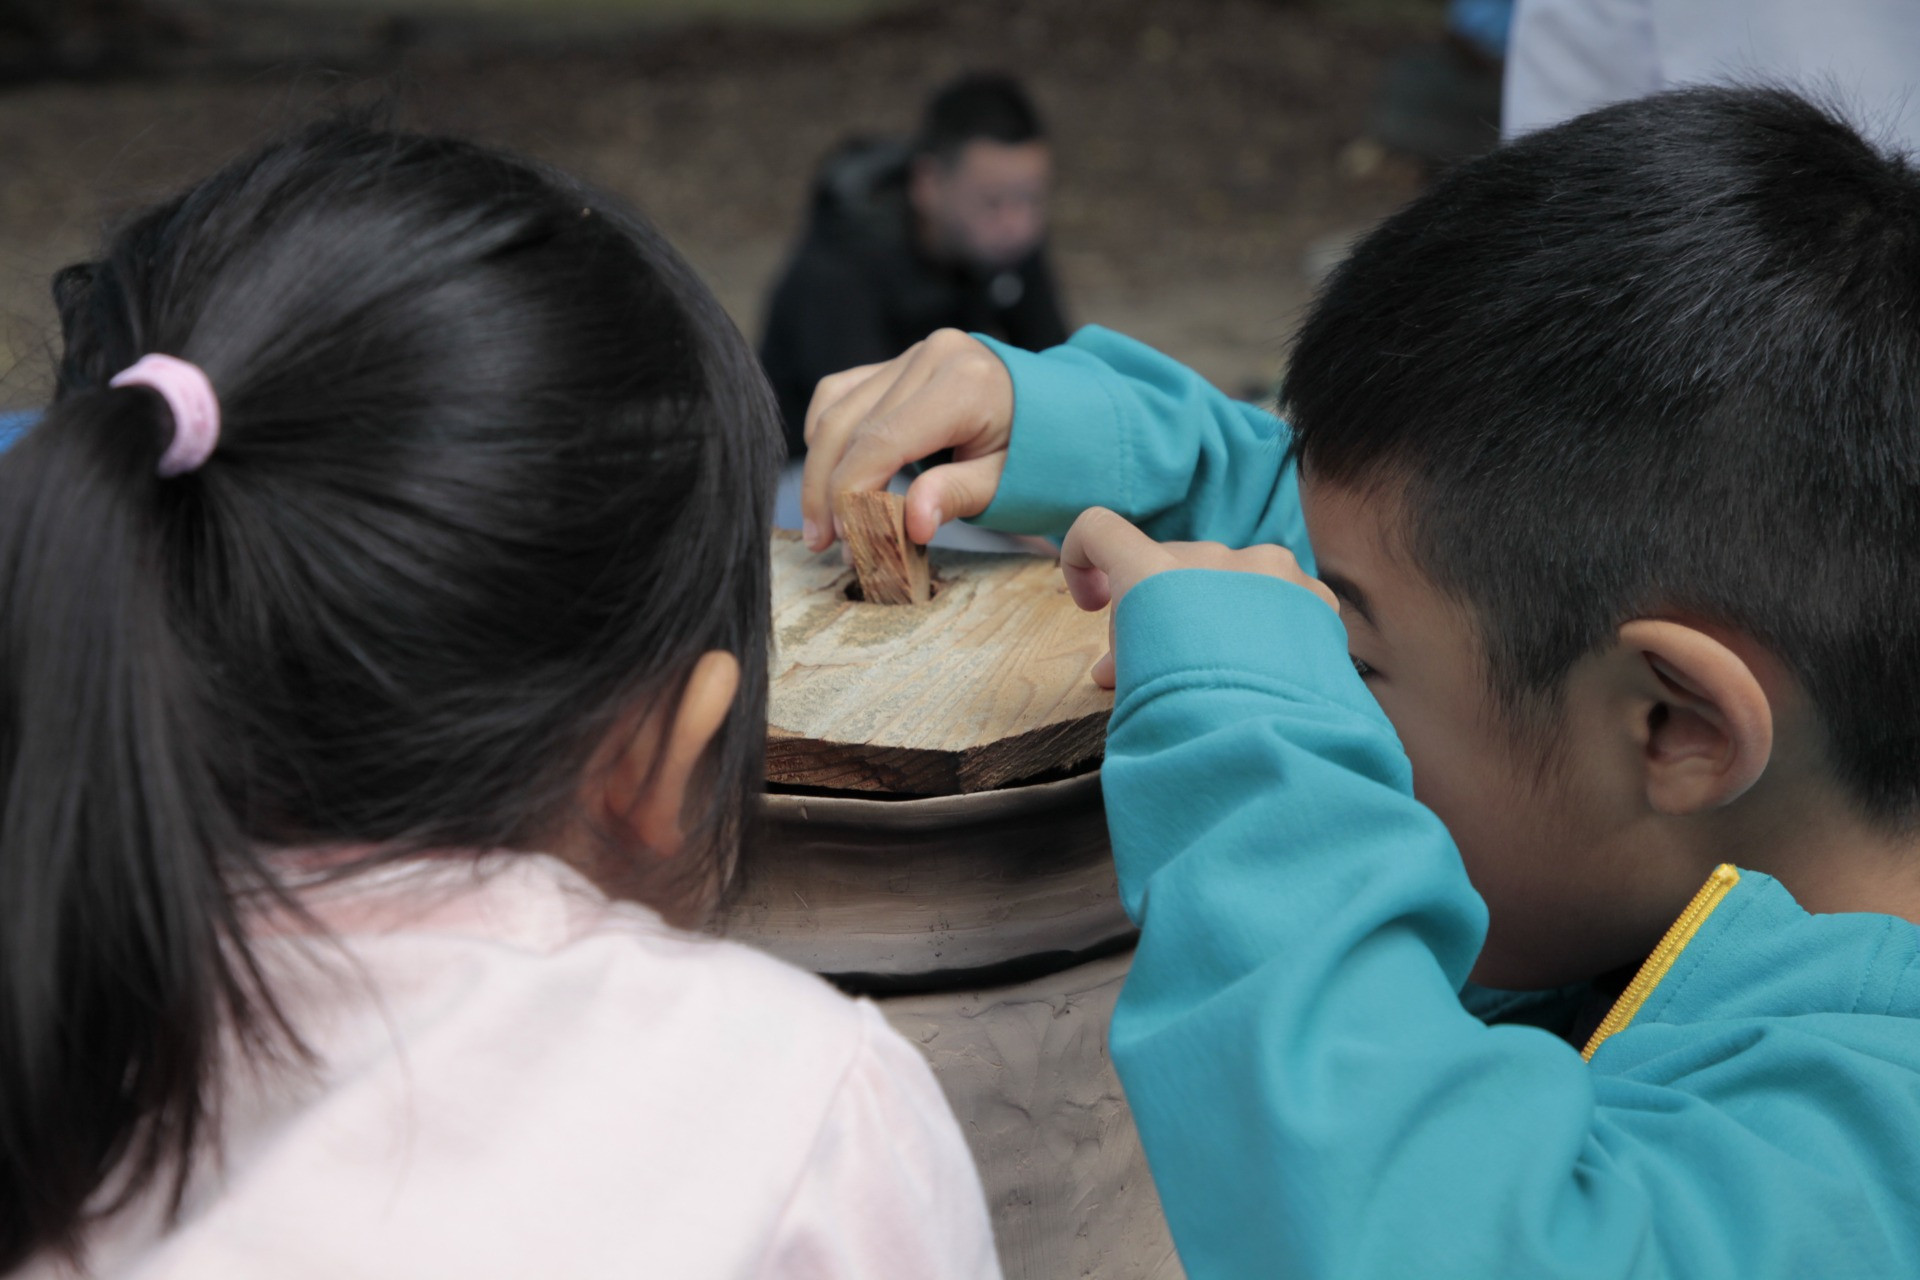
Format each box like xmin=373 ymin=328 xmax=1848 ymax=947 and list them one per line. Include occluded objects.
xmin=801 ymin=329 xmax=1014 ymax=551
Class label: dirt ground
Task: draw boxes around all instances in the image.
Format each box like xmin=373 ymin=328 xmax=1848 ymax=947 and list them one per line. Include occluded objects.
xmin=0 ymin=0 xmax=1437 ymax=411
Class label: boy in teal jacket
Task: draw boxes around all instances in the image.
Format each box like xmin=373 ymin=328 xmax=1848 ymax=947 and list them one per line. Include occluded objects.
xmin=799 ymin=87 xmax=1920 ymax=1278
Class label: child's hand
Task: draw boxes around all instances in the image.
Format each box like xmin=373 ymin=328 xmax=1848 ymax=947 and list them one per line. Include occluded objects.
xmin=1061 ymin=507 xmax=1338 ymax=689
xmin=800 ymin=329 xmax=1013 ymax=552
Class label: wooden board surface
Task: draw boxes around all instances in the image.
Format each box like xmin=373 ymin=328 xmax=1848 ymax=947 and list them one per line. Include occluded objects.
xmin=768 ymin=532 xmax=1113 ymax=795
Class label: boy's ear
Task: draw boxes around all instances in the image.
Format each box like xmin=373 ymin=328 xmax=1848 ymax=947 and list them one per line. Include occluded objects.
xmin=597 ymin=651 xmax=742 ymax=859
xmin=1614 ymin=620 xmax=1773 ymax=815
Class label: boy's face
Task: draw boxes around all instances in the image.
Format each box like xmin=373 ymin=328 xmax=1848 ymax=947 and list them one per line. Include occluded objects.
xmin=1298 ymin=477 xmax=1715 ymax=989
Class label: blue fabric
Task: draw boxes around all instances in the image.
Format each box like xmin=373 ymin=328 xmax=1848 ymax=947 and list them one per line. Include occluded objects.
xmin=975 ymin=327 xmax=1313 ymax=574
xmin=974 ymin=326 xmax=1920 ymax=1279
xmin=1449 ymin=0 xmax=1514 ymax=60
xmin=0 ymin=411 xmax=35 ymax=453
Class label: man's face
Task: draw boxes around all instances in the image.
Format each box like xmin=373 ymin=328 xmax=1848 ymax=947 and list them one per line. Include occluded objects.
xmin=912 ymin=139 xmax=1052 ymax=270
xmin=1298 ymin=476 xmax=1708 ymax=989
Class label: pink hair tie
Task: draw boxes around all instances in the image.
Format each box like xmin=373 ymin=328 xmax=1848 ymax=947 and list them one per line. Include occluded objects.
xmin=110 ymin=353 xmax=221 ymax=477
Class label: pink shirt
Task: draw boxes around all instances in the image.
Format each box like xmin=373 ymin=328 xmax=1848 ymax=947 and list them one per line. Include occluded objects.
xmin=24 ymin=855 xmax=1000 ymax=1279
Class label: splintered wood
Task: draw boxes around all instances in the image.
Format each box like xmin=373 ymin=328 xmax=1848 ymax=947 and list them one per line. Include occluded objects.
xmin=833 ymin=490 xmax=930 ymax=605
xmin=768 ymin=532 xmax=1113 ymax=795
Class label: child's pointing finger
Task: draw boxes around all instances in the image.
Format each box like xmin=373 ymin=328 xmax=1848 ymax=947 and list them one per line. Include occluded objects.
xmin=1062 ymin=509 xmax=1341 ymax=689
xmin=1060 ymin=507 xmax=1175 ymax=611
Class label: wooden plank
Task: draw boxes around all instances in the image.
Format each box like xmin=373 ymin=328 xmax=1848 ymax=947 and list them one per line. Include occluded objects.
xmin=833 ymin=489 xmax=930 ymax=605
xmin=768 ymin=532 xmax=1112 ymax=795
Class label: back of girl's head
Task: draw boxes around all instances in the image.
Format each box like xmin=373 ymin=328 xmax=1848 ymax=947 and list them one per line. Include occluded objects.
xmin=0 ymin=120 xmax=780 ymax=1268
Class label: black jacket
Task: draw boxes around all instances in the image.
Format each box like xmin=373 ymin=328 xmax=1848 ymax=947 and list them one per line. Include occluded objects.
xmin=759 ymin=138 xmax=1069 ymax=455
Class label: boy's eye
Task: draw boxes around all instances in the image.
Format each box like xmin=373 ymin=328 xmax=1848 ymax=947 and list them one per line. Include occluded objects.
xmin=1350 ymin=655 xmax=1376 ymax=679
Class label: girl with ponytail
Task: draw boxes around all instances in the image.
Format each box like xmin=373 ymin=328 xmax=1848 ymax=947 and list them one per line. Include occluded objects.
xmin=1 ymin=123 xmax=998 ymax=1279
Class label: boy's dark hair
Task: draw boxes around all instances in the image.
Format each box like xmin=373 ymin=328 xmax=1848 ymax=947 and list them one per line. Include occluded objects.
xmin=0 ymin=122 xmax=780 ymax=1267
xmin=1285 ymin=87 xmax=1920 ymax=821
xmin=916 ymin=72 xmax=1044 ymax=166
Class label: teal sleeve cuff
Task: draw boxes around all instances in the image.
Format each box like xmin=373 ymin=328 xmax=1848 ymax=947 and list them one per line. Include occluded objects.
xmin=1112 ymin=569 xmax=1391 ymax=731
xmin=973 ymin=332 xmax=1129 ymax=538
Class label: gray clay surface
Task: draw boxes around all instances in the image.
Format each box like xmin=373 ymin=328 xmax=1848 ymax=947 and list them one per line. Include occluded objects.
xmin=881 ymin=951 xmax=1186 ymax=1280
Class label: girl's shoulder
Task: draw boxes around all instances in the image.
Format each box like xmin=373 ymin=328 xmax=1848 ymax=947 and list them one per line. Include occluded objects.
xmin=127 ymin=852 xmax=982 ymax=1278
xmin=283 ymin=850 xmax=877 ymax=1074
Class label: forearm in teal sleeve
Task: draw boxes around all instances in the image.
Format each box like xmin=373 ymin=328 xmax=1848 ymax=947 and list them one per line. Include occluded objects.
xmin=1100 ymin=571 xmax=1772 ymax=1280
xmin=973 ymin=327 xmax=1313 ymax=569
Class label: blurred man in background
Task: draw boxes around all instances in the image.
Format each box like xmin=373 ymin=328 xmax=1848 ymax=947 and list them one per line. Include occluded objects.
xmin=760 ymin=72 xmax=1068 ymax=457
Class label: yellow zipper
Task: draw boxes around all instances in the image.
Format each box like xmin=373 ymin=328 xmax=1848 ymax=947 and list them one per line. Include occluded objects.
xmin=1581 ymin=864 xmax=1741 ymax=1062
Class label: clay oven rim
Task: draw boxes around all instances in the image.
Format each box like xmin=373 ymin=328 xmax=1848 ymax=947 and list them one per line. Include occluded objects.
xmin=731 ymin=769 xmax=1133 ymax=995
xmin=761 ymin=768 xmax=1102 ymax=829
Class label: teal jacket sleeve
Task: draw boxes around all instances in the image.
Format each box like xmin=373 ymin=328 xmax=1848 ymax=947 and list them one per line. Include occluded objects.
xmin=973 ymin=327 xmax=1314 ymax=571
xmin=1101 ymin=570 xmax=1895 ymax=1279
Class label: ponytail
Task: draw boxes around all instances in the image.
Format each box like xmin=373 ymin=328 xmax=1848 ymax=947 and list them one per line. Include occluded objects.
xmin=0 ymin=387 xmax=295 ymax=1269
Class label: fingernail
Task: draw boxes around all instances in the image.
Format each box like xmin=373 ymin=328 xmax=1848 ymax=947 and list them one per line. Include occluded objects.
xmin=931 ymin=505 xmax=944 ymax=528
xmin=803 ymin=518 xmax=819 ymax=547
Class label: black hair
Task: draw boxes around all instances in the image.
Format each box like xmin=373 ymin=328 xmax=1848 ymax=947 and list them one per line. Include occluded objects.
xmin=915 ymin=72 xmax=1045 ymax=166
xmin=0 ymin=121 xmax=781 ymax=1267
xmin=1285 ymin=86 xmax=1920 ymax=820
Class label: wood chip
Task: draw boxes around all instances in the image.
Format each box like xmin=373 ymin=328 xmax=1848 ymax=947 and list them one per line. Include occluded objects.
xmin=833 ymin=489 xmax=930 ymax=606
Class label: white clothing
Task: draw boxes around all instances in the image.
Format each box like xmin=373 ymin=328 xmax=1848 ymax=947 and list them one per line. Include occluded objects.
xmin=1505 ymin=0 xmax=1920 ymax=152
xmin=21 ymin=855 xmax=1000 ymax=1280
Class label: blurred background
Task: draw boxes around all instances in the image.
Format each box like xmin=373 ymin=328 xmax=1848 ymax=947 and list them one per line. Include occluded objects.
xmin=0 ymin=0 xmax=1494 ymax=416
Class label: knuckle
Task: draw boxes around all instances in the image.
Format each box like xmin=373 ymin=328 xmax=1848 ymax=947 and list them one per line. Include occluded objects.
xmin=1067 ymin=510 xmax=1106 ymax=543
xmin=1256 ymin=545 xmax=1296 ymax=570
xmin=812 ymin=370 xmax=851 ymax=404
xmin=941 ymin=479 xmax=975 ymax=513
xmin=820 ymin=396 xmax=862 ymax=439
